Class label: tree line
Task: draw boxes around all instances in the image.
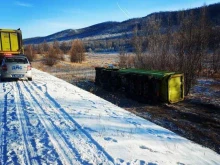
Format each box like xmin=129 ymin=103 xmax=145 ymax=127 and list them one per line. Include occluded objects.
xmin=119 ymin=5 xmax=220 ymax=95
xmin=24 ymin=39 xmax=85 ymax=66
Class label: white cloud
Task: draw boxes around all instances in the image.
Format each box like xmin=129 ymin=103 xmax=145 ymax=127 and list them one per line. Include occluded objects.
xmin=15 ymin=1 xmax=33 ymax=7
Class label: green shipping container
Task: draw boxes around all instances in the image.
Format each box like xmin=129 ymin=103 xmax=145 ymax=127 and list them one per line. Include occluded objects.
xmin=118 ymin=69 xmax=184 ymax=103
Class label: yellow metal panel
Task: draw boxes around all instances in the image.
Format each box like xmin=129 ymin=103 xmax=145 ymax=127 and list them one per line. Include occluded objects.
xmin=0 ymin=29 xmax=17 ymax=32
xmin=1 ymin=32 xmax=10 ymax=51
xmin=10 ymin=33 xmax=19 ymax=51
xmin=168 ymin=75 xmax=184 ymax=103
xmin=0 ymin=36 xmax=1 ymax=51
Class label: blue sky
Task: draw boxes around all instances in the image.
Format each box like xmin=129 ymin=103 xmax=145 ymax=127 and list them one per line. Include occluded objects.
xmin=1 ymin=0 xmax=219 ymax=38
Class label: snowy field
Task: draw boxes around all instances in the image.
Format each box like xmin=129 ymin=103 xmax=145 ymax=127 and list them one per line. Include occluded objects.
xmin=0 ymin=69 xmax=219 ymax=165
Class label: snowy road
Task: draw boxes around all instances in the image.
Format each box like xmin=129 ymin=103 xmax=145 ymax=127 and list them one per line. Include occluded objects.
xmin=0 ymin=69 xmax=219 ymax=165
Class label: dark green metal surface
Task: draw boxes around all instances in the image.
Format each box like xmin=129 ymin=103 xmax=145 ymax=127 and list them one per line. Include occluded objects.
xmin=118 ymin=69 xmax=175 ymax=79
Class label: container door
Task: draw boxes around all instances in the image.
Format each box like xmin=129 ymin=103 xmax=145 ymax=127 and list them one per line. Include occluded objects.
xmin=168 ymin=75 xmax=184 ymax=103
xmin=10 ymin=33 xmax=19 ymax=52
xmin=1 ymin=32 xmax=11 ymax=51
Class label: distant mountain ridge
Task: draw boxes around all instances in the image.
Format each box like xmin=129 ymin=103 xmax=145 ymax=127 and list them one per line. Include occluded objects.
xmin=23 ymin=3 xmax=220 ymax=45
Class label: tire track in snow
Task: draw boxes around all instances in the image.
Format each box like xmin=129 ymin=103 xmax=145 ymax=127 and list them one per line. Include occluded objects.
xmin=15 ymin=81 xmax=63 ymax=165
xmin=0 ymin=82 xmax=21 ymax=165
xmin=18 ymin=81 xmax=82 ymax=165
xmin=28 ymin=81 xmax=114 ymax=165
xmin=1 ymin=81 xmax=62 ymax=165
xmin=0 ymin=83 xmax=9 ymax=164
xmin=0 ymin=82 xmax=27 ymax=165
xmin=14 ymin=82 xmax=39 ymax=165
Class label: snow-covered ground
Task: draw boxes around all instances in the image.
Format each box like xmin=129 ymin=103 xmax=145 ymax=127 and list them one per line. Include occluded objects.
xmin=0 ymin=69 xmax=219 ymax=165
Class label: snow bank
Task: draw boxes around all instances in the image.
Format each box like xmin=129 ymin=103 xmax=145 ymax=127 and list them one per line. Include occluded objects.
xmin=0 ymin=68 xmax=219 ymax=165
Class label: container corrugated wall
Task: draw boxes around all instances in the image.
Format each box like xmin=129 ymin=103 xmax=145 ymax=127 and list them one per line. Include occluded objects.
xmin=95 ymin=68 xmax=184 ymax=103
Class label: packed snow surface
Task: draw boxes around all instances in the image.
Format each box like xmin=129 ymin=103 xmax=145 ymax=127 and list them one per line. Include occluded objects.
xmin=0 ymin=69 xmax=219 ymax=165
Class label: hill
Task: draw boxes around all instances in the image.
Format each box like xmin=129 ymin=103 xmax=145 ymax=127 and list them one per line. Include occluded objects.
xmin=23 ymin=3 xmax=220 ymax=45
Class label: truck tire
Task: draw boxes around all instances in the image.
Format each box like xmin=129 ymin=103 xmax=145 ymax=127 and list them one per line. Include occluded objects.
xmin=28 ymin=77 xmax=32 ymax=81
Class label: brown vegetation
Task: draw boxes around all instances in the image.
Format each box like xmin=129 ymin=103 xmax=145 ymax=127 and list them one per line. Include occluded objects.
xmin=118 ymin=50 xmax=134 ymax=68
xmin=42 ymin=46 xmax=58 ymax=66
xmin=69 ymin=40 xmax=85 ymax=63
xmin=24 ymin=44 xmax=36 ymax=62
xmin=52 ymin=40 xmax=64 ymax=60
xmin=60 ymin=41 xmax=70 ymax=54
xmin=28 ymin=38 xmax=87 ymax=66
xmin=122 ymin=5 xmax=215 ymax=96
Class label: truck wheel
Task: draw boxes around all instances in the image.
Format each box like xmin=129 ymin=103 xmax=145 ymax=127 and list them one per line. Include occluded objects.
xmin=28 ymin=78 xmax=32 ymax=81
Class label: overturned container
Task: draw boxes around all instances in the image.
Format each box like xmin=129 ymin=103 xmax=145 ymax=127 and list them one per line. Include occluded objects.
xmin=118 ymin=69 xmax=184 ymax=103
xmin=95 ymin=67 xmax=184 ymax=104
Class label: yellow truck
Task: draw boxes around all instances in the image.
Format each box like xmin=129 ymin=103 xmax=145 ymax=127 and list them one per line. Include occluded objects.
xmin=0 ymin=29 xmax=23 ymax=62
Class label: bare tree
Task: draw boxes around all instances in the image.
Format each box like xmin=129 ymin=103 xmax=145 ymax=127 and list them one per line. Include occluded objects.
xmin=145 ymin=17 xmax=164 ymax=70
xmin=119 ymin=51 xmax=135 ymax=68
xmin=173 ymin=6 xmax=210 ymax=95
xmin=52 ymin=40 xmax=64 ymax=60
xmin=132 ymin=26 xmax=144 ymax=68
xmin=130 ymin=5 xmax=210 ymax=95
xmin=36 ymin=43 xmax=44 ymax=54
xmin=210 ymin=25 xmax=220 ymax=74
xmin=42 ymin=46 xmax=58 ymax=66
xmin=60 ymin=41 xmax=69 ymax=54
xmin=212 ymin=48 xmax=220 ymax=73
xmin=24 ymin=44 xmax=36 ymax=62
xmin=42 ymin=40 xmax=49 ymax=53
xmin=69 ymin=40 xmax=85 ymax=63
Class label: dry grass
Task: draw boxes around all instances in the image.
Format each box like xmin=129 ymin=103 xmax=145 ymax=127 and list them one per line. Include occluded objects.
xmin=31 ymin=53 xmax=119 ymax=83
xmin=85 ymin=53 xmax=119 ymax=67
